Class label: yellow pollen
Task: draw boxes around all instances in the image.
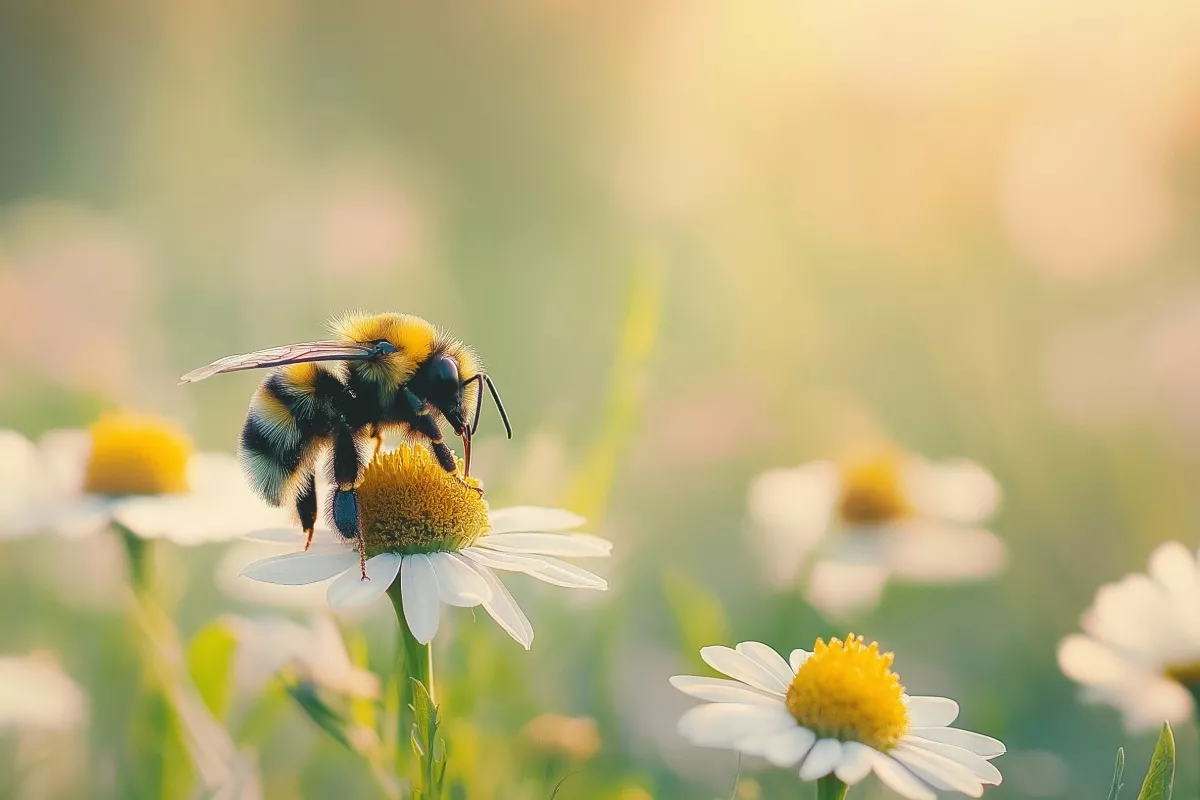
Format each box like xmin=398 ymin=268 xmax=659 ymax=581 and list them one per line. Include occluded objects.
xmin=82 ymin=413 xmax=192 ymax=496
xmin=785 ymin=634 xmax=909 ymax=750
xmin=356 ymin=444 xmax=489 ymax=555
xmin=837 ymin=454 xmax=914 ymax=525
xmin=1165 ymin=661 xmax=1200 ymax=687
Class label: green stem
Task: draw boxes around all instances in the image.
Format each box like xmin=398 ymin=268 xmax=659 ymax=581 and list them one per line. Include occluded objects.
xmin=116 ymin=521 xmax=154 ymax=596
xmin=387 ymin=584 xmax=433 ymax=703
xmin=817 ymin=775 xmax=849 ymax=800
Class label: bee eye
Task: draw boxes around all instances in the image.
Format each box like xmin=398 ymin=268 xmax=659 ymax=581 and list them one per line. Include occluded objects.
xmin=429 ymin=354 xmax=460 ymax=390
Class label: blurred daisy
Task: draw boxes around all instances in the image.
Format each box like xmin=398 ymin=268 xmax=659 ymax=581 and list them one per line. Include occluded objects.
xmin=241 ymin=444 xmax=611 ymax=649
xmin=0 ymin=654 xmax=87 ymax=731
xmin=672 ymin=635 xmax=1005 ymax=799
xmin=227 ymin=614 xmax=379 ymax=698
xmin=0 ymin=413 xmax=280 ymax=544
xmin=1058 ymin=541 xmax=1200 ymax=732
xmin=749 ymin=449 xmax=1005 ymax=617
xmin=522 ymin=713 xmax=602 ymax=761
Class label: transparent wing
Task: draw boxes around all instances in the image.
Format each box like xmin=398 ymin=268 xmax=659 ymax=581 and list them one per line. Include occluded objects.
xmin=180 ymin=341 xmax=376 ymax=383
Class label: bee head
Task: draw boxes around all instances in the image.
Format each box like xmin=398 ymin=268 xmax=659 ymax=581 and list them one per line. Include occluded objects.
xmin=421 ymin=353 xmax=468 ymax=435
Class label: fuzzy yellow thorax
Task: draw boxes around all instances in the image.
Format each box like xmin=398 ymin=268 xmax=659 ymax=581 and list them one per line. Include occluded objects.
xmin=785 ymin=634 xmax=909 ymax=750
xmin=82 ymin=413 xmax=192 ymax=496
xmin=836 ymin=453 xmax=914 ymax=526
xmin=357 ymin=444 xmax=489 ymax=555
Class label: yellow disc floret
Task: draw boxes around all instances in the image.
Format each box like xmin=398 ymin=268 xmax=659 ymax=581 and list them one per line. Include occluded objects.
xmin=785 ymin=634 xmax=909 ymax=750
xmin=82 ymin=413 xmax=192 ymax=496
xmin=356 ymin=444 xmax=489 ymax=555
xmin=837 ymin=454 xmax=914 ymax=525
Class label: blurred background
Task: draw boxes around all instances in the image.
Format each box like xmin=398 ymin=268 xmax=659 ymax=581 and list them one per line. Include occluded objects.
xmin=2 ymin=0 xmax=1200 ymax=797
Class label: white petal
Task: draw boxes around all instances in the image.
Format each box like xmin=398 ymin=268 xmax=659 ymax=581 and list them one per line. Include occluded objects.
xmin=836 ymin=741 xmax=875 ymax=784
xmin=49 ymin=497 xmax=117 ymax=540
xmin=902 ymin=736 xmax=1003 ymax=784
xmin=489 ymin=506 xmax=584 ymax=534
xmin=735 ymin=642 xmax=795 ymax=687
xmin=242 ymin=551 xmax=358 ymax=585
xmin=460 ymin=547 xmax=546 ymax=574
xmin=885 ymin=523 xmax=1007 ymax=583
xmin=479 ymin=532 xmax=612 ymax=557
xmin=326 ymin=554 xmax=400 ymax=607
xmin=909 ymin=727 xmax=1006 ymax=759
xmin=906 ymin=696 xmax=960 ymax=727
xmin=464 ymin=561 xmax=534 ymax=648
xmin=763 ymin=725 xmax=816 ymax=767
xmin=868 ymin=751 xmax=937 ymax=800
xmin=789 ymin=649 xmax=810 ymax=673
xmin=429 ymin=553 xmax=492 ymax=607
xmin=699 ymin=646 xmax=789 ymax=694
xmin=798 ymin=738 xmax=842 ymax=780
xmin=890 ymin=743 xmax=984 ymax=797
xmin=806 ymin=559 xmax=889 ymax=619
xmin=524 ymin=556 xmax=608 ymax=590
xmin=244 ymin=528 xmax=315 ymax=545
xmin=904 ymin=458 xmax=1000 ymax=523
xmin=400 ymin=555 xmax=441 ymax=644
xmin=1056 ymin=635 xmax=1143 ymax=686
xmin=669 ymin=676 xmax=784 ymax=706
xmin=677 ymin=703 xmax=796 ymax=747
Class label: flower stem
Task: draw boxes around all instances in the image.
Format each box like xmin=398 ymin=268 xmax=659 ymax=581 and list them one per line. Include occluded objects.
xmin=386 ymin=584 xmax=433 ymax=703
xmin=817 ymin=775 xmax=849 ymax=800
xmin=115 ymin=521 xmax=153 ymax=595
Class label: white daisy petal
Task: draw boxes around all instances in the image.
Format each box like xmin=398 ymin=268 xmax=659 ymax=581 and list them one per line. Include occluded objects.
xmin=243 ymin=550 xmax=358 ymax=585
xmin=463 ymin=561 xmax=534 ymax=648
xmin=326 ymin=554 xmax=400 ymax=607
xmin=1057 ymin=635 xmax=1143 ymax=686
xmin=479 ymin=532 xmax=612 ymax=557
xmin=798 ymin=738 xmax=842 ymax=780
xmin=906 ymin=696 xmax=960 ymax=727
xmin=763 ymin=725 xmax=816 ymax=768
xmin=244 ymin=528 xmax=312 ymax=545
xmin=460 ymin=547 xmax=547 ymax=574
xmin=400 ymin=555 xmax=441 ymax=644
xmin=908 ymin=727 xmax=1007 ymax=759
xmin=429 ymin=553 xmax=492 ymax=607
xmin=890 ymin=743 xmax=984 ymax=797
xmin=735 ymin=642 xmax=795 ymax=687
xmin=903 ymin=736 xmax=1003 ymax=784
xmin=524 ymin=556 xmax=608 ymax=590
xmin=835 ymin=741 xmax=876 ymax=784
xmin=669 ymin=676 xmax=784 ymax=706
xmin=489 ymin=506 xmax=585 ymax=534
xmin=868 ymin=751 xmax=937 ymax=800
xmin=677 ymin=703 xmax=796 ymax=747
xmin=700 ymin=646 xmax=790 ymax=694
xmin=789 ymin=649 xmax=809 ymax=673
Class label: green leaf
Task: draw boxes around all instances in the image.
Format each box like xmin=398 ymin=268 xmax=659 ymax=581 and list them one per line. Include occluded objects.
xmin=186 ymin=621 xmax=239 ymax=721
xmin=1108 ymin=747 xmax=1125 ymax=800
xmin=409 ymin=678 xmax=445 ymax=799
xmin=1136 ymin=723 xmax=1175 ymax=800
xmin=286 ymin=683 xmax=354 ymax=751
xmin=663 ymin=568 xmax=729 ymax=660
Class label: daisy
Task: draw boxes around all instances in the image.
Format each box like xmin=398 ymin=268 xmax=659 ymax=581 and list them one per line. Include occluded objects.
xmin=1058 ymin=540 xmax=1200 ymax=732
xmin=0 ymin=654 xmax=87 ymax=731
xmin=749 ymin=448 xmax=1006 ymax=617
xmin=672 ymin=634 xmax=1004 ymax=799
xmin=0 ymin=413 xmax=281 ymax=545
xmin=226 ymin=614 xmax=380 ymax=698
xmin=240 ymin=444 xmax=612 ymax=649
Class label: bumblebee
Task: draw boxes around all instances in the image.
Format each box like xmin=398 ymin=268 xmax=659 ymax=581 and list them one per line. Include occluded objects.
xmin=181 ymin=312 xmax=511 ymax=571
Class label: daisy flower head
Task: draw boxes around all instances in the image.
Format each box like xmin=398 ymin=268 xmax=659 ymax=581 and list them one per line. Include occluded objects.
xmin=1058 ymin=541 xmax=1200 ymax=732
xmin=0 ymin=413 xmax=280 ymax=544
xmin=241 ymin=444 xmax=612 ymax=649
xmin=749 ymin=447 xmax=1006 ymax=617
xmin=671 ymin=635 xmax=1004 ymax=799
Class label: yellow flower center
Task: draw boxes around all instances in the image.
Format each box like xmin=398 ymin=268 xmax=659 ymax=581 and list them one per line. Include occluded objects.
xmin=1165 ymin=661 xmax=1200 ymax=688
xmin=82 ymin=413 xmax=192 ymax=496
xmin=357 ymin=444 xmax=489 ymax=556
xmin=836 ymin=454 xmax=913 ymax=525
xmin=785 ymin=634 xmax=909 ymax=750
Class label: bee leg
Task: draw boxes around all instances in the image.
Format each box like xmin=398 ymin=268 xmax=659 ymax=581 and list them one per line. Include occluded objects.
xmin=431 ymin=439 xmax=483 ymax=496
xmin=331 ymin=424 xmax=369 ymax=579
xmin=295 ymin=471 xmax=318 ymax=551
xmin=369 ymin=424 xmax=383 ymax=458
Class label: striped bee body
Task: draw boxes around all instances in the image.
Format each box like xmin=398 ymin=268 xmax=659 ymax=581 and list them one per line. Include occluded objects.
xmin=185 ymin=312 xmax=512 ymax=572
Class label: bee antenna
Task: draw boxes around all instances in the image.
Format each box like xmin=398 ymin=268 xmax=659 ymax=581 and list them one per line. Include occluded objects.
xmin=484 ymin=374 xmax=513 ymax=439
xmin=468 ymin=374 xmax=485 ymax=436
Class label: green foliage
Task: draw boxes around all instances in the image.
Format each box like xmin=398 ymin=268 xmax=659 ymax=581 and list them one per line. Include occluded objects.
xmin=663 ymin=567 xmax=729 ymax=662
xmin=410 ymin=678 xmax=447 ymax=800
xmin=1108 ymin=747 xmax=1125 ymax=800
xmin=1135 ymin=724 xmax=1175 ymax=800
xmin=286 ymin=683 xmax=355 ymax=751
xmin=186 ymin=621 xmax=238 ymax=721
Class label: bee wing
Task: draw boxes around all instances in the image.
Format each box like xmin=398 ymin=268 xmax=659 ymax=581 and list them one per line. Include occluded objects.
xmin=180 ymin=341 xmax=377 ymax=383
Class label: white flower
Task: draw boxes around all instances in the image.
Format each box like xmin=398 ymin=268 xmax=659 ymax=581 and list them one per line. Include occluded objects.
xmin=672 ymin=635 xmax=1005 ymax=799
xmin=1058 ymin=541 xmax=1200 ymax=732
xmin=0 ymin=654 xmax=87 ymax=731
xmin=749 ymin=450 xmax=1006 ymax=617
xmin=0 ymin=414 xmax=282 ymax=545
xmin=240 ymin=445 xmax=611 ymax=649
xmin=227 ymin=614 xmax=379 ymax=698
